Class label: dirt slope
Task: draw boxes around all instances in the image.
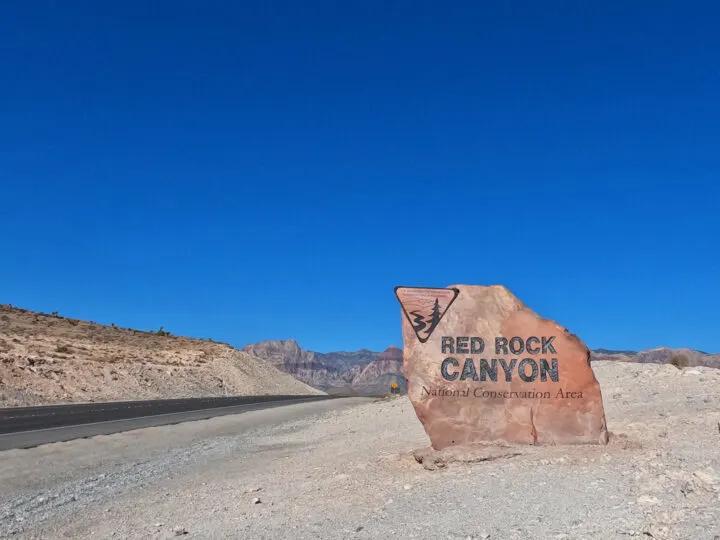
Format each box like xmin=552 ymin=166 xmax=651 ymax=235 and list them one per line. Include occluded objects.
xmin=0 ymin=305 xmax=323 ymax=407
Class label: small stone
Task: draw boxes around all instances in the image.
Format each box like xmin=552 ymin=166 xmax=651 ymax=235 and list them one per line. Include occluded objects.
xmin=480 ymin=533 xmax=490 ymax=539
xmin=403 ymin=484 xmax=412 ymax=490
xmin=355 ymin=526 xmax=364 ymax=532
xmin=693 ymin=468 xmax=719 ymax=490
xmin=646 ymin=524 xmax=670 ymax=539
xmin=637 ymin=495 xmax=660 ymax=505
xmin=252 ymin=497 xmax=261 ymax=504
xmin=155 ymin=523 xmax=163 ymax=528
xmin=693 ymin=467 xmax=720 ymax=493
xmin=681 ymin=481 xmax=694 ymax=497
xmin=173 ymin=526 xmax=188 ymax=536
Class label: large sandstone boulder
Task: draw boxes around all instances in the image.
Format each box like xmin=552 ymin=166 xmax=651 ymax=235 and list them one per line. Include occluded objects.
xmin=395 ymin=284 xmax=608 ymax=449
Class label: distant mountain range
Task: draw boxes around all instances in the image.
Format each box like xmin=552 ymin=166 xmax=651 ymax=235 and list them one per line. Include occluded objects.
xmin=243 ymin=340 xmax=720 ymax=394
xmin=590 ymin=347 xmax=720 ymax=369
xmin=242 ymin=340 xmax=405 ymax=395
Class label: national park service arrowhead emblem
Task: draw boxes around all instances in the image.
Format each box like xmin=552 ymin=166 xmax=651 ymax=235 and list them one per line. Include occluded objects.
xmin=394 ymin=286 xmax=460 ymax=343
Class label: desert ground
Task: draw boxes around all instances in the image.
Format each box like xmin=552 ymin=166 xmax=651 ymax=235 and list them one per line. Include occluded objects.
xmin=0 ymin=305 xmax=321 ymax=406
xmin=1 ymin=360 xmax=719 ymax=540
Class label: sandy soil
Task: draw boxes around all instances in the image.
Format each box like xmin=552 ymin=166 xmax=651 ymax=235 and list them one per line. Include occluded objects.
xmin=1 ymin=361 xmax=719 ymax=539
xmin=0 ymin=305 xmax=322 ymax=406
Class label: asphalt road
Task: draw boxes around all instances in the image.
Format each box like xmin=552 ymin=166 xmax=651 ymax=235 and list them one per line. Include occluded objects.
xmin=0 ymin=394 xmax=362 ymax=451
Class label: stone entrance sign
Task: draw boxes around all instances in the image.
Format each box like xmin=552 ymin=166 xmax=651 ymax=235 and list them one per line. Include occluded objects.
xmin=395 ymin=284 xmax=608 ymax=449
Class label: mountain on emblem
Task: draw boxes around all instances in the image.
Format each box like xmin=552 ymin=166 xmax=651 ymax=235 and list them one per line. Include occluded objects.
xmin=394 ymin=286 xmax=460 ymax=343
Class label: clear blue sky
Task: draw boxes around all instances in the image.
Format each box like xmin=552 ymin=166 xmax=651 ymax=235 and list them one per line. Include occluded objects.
xmin=1 ymin=2 xmax=718 ymax=353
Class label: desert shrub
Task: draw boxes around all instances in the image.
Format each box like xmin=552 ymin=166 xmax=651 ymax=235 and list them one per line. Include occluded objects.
xmin=156 ymin=326 xmax=171 ymax=337
xmin=670 ymin=354 xmax=689 ymax=369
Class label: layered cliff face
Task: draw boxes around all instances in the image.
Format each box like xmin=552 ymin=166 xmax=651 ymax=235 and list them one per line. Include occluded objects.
xmin=348 ymin=346 xmax=405 ymax=394
xmin=241 ymin=340 xmax=342 ymax=389
xmin=241 ymin=341 xmax=405 ymax=394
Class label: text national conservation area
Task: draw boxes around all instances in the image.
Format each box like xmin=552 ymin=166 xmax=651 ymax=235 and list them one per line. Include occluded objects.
xmin=427 ymin=335 xmax=586 ymax=400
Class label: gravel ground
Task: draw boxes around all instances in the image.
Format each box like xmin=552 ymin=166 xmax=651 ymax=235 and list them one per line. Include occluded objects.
xmin=1 ymin=361 xmax=719 ymax=540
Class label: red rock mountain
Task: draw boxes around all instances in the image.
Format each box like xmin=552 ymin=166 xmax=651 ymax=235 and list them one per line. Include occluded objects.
xmin=241 ymin=340 xmax=405 ymax=394
xmin=349 ymin=346 xmax=404 ymax=394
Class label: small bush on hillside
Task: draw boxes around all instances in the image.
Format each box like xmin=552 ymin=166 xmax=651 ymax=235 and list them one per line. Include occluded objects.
xmin=671 ymin=354 xmax=689 ymax=369
xmin=156 ymin=326 xmax=171 ymax=337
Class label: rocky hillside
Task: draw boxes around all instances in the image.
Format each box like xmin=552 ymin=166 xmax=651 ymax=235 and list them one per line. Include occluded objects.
xmin=0 ymin=305 xmax=323 ymax=407
xmin=591 ymin=347 xmax=720 ymax=369
xmin=242 ymin=340 xmax=405 ymax=394
xmin=349 ymin=346 xmax=405 ymax=394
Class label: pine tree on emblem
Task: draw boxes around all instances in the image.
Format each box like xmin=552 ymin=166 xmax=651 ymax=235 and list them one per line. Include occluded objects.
xmin=426 ymin=298 xmax=442 ymax=334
